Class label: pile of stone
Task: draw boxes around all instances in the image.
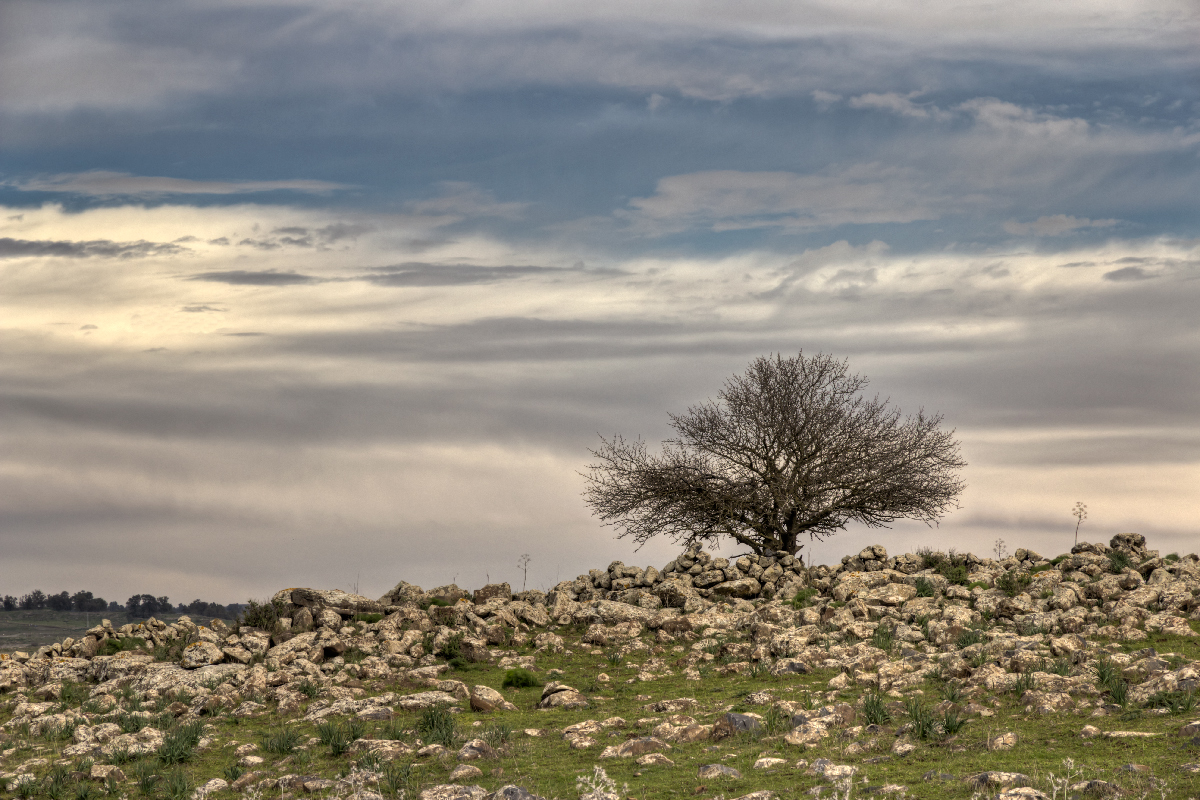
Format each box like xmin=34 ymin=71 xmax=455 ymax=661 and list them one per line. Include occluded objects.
xmin=0 ymin=533 xmax=1197 ymax=716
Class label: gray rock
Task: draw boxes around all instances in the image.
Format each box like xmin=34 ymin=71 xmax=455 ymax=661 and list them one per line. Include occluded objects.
xmin=420 ymin=787 xmax=487 ymax=800
xmin=180 ymin=642 xmax=224 ymax=669
xmin=698 ymin=764 xmax=742 ymax=779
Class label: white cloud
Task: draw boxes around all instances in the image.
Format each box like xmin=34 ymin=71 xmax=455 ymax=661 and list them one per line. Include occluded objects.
xmin=12 ymin=172 xmax=350 ymax=197
xmin=1004 ymin=215 xmax=1120 ymax=236
xmin=848 ymin=91 xmax=937 ymax=118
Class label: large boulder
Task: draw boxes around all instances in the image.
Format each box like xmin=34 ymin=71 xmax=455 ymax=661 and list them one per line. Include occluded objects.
xmin=379 ymin=581 xmax=425 ymax=606
xmin=180 ymin=642 xmax=224 ymax=669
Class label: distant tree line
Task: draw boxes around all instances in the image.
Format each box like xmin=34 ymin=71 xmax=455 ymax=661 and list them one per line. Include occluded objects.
xmin=1 ymin=589 xmax=239 ymax=619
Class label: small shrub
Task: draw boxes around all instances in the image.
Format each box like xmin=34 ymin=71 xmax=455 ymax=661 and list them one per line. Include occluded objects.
xmin=1050 ymin=656 xmax=1072 ymax=676
xmin=1107 ymin=550 xmax=1134 ymax=574
xmin=913 ymin=577 xmax=935 ymax=597
xmin=417 ymin=706 xmax=456 ymax=747
xmin=296 ymin=680 xmax=321 ymax=699
xmin=420 ymin=597 xmax=451 ymax=610
xmin=353 ymin=612 xmax=383 ymax=623
xmin=861 ymin=691 xmax=892 ymax=725
xmin=1029 ymin=563 xmax=1054 ymax=574
xmin=940 ymin=563 xmax=969 ymax=586
xmin=342 ymin=647 xmax=367 ymax=664
xmin=1165 ymin=553 xmax=1180 ymax=564
xmin=157 ymin=721 xmax=203 ymax=765
xmin=260 ymin=726 xmax=302 ymax=755
xmin=996 ymin=570 xmax=1032 ymax=597
xmin=502 ymin=668 xmax=542 ymax=689
xmin=238 ymin=597 xmax=288 ymax=631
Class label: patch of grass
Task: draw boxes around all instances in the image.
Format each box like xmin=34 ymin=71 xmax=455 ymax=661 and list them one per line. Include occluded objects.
xmin=223 ymin=763 xmax=244 ymax=783
xmin=420 ymin=597 xmax=451 ymax=610
xmin=1012 ymin=671 xmax=1037 ymax=696
xmin=380 ymin=762 xmax=421 ymax=799
xmin=116 ymin=712 xmax=148 ymax=733
xmin=861 ymin=690 xmax=891 ymax=725
xmin=161 ymin=769 xmax=191 ymax=800
xmin=261 ymin=725 xmax=302 ymax=755
xmin=1144 ymin=689 xmax=1196 ymax=715
xmin=913 ymin=577 xmax=935 ymax=597
xmin=903 ymin=695 xmax=938 ymax=740
xmin=342 ymin=646 xmax=367 ymax=664
xmin=353 ymin=612 xmax=383 ymax=623
xmin=790 ymin=587 xmax=820 ymax=609
xmin=97 ymin=636 xmax=147 ymax=656
xmin=59 ymin=681 xmax=90 ymax=707
xmin=133 ymin=760 xmax=159 ymax=794
xmin=956 ymin=628 xmax=984 ymax=649
xmin=157 ymin=720 xmax=203 ymax=765
xmin=296 ymin=679 xmax=321 ymax=698
xmin=940 ymin=708 xmax=967 ymax=735
xmin=417 ymin=706 xmax=457 ymax=747
xmin=870 ymin=623 xmax=895 ymax=652
xmin=317 ymin=719 xmax=353 ymax=756
xmin=481 ymin=721 xmax=514 ymax=748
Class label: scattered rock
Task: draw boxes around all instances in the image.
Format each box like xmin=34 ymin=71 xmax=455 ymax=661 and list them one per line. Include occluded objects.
xmin=698 ymin=764 xmax=743 ymax=779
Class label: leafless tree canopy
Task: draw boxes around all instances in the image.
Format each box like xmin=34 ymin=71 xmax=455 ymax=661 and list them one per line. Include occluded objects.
xmin=583 ymin=352 xmax=966 ymax=558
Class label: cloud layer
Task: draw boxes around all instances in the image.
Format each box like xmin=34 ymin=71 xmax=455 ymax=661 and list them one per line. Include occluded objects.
xmin=1 ymin=1 xmax=1197 ymax=603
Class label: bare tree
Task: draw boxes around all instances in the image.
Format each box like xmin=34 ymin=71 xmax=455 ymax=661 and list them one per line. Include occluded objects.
xmin=583 ymin=352 xmax=966 ymax=559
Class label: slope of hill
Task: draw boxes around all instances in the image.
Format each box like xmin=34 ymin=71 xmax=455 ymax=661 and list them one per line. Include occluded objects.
xmin=2 ymin=533 xmax=1199 ymax=800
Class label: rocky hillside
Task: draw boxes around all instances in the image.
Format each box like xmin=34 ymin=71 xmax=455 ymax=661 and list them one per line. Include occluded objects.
xmin=1 ymin=532 xmax=1198 ymax=800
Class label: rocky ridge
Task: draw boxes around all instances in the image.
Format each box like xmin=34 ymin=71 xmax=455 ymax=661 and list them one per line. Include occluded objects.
xmin=1 ymin=531 xmax=1199 ymax=800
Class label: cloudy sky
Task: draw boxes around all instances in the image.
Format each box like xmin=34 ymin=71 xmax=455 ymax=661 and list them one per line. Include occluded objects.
xmin=2 ymin=0 xmax=1198 ymax=606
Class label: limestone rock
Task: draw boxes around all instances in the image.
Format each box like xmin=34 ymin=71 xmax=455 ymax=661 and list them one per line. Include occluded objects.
xmin=698 ymin=764 xmax=742 ymax=779
xmin=180 ymin=642 xmax=224 ymax=669
xmin=538 ymin=682 xmax=588 ymax=709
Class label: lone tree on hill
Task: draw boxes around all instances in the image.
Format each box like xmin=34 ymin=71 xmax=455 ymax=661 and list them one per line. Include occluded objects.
xmin=583 ymin=352 xmax=966 ymax=560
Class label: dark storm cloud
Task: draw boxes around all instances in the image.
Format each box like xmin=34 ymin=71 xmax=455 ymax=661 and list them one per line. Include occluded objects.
xmin=187 ymin=270 xmax=319 ymax=286
xmin=0 ymin=237 xmax=184 ymax=259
